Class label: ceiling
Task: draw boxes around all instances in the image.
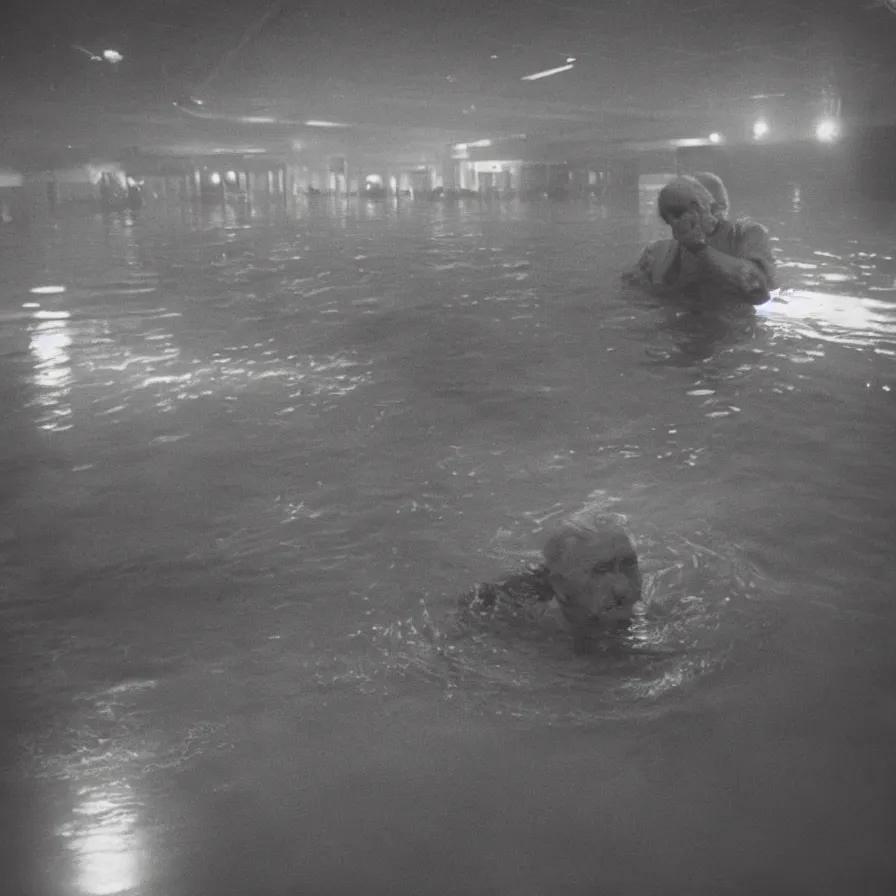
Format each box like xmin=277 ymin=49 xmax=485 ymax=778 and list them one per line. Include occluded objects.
xmin=2 ymin=0 xmax=894 ymax=167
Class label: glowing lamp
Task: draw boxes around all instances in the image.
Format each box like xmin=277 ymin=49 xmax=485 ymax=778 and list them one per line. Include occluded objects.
xmin=815 ymin=118 xmax=840 ymax=142
xmin=210 ymin=172 xmax=221 ymax=185
xmin=752 ymin=119 xmax=769 ymax=139
xmin=708 ymin=132 xmax=722 ymax=144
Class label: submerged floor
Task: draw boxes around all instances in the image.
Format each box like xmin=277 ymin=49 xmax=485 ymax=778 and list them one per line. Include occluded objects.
xmin=1 ymin=196 xmax=896 ymax=895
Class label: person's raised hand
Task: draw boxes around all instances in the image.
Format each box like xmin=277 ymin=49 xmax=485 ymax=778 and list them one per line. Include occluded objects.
xmin=672 ymin=211 xmax=707 ymax=253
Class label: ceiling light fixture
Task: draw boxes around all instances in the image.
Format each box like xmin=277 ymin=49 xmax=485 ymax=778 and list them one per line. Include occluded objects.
xmin=521 ymin=63 xmax=575 ymax=81
xmin=304 ymin=120 xmax=352 ymax=128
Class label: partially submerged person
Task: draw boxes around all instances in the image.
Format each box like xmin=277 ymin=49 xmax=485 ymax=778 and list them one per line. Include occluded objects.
xmin=456 ymin=515 xmax=643 ymax=655
xmin=624 ymin=172 xmax=776 ymax=305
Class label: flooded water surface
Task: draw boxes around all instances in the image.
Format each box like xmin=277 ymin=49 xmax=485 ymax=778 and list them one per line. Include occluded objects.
xmin=1 ymin=197 xmax=895 ymax=895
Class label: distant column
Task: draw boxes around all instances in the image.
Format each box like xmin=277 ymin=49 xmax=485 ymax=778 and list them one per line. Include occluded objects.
xmin=329 ymin=156 xmax=346 ymax=196
xmin=441 ymin=144 xmax=458 ymax=190
xmin=606 ymin=156 xmax=639 ymax=205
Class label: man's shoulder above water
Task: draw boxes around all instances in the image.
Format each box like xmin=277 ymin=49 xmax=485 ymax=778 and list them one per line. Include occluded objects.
xmin=626 ymin=217 xmax=777 ymax=296
xmin=708 ymin=216 xmax=762 ymax=245
xmin=709 ymin=217 xmax=770 ymax=249
xmin=708 ymin=217 xmax=777 ymax=288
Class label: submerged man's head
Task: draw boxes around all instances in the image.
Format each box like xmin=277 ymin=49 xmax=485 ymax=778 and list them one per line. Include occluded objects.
xmin=542 ymin=517 xmax=642 ymax=654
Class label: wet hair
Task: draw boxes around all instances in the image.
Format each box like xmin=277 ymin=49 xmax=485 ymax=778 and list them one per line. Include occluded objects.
xmin=691 ymin=171 xmax=729 ymax=219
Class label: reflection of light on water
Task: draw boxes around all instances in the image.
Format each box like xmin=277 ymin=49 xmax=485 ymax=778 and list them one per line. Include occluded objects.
xmin=32 ymin=322 xmax=72 ymax=376
xmin=29 ymin=285 xmax=67 ymax=295
xmin=60 ymin=782 xmax=145 ymax=896
xmin=753 ymin=288 xmax=779 ymax=310
xmin=24 ymin=302 xmax=369 ymax=419
xmin=141 ymin=351 xmax=369 ymax=408
xmin=760 ymin=290 xmax=896 ymax=345
xmin=287 ymin=355 xmax=370 ymax=397
xmin=30 ymin=318 xmax=74 ymax=430
xmin=778 ymin=261 xmax=818 ymax=271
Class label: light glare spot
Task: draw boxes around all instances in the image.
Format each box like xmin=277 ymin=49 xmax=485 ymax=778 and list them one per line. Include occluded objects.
xmin=816 ymin=118 xmax=840 ymax=142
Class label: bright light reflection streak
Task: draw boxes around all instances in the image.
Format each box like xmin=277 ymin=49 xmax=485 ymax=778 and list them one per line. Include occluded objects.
xmin=132 ymin=352 xmax=369 ymax=408
xmin=672 ymin=137 xmax=716 ymax=148
xmin=304 ymin=120 xmax=352 ymax=128
xmin=760 ymin=290 xmax=896 ymax=344
xmin=63 ymin=783 xmax=144 ymax=896
xmin=521 ymin=63 xmax=574 ymax=81
xmin=30 ymin=285 xmax=67 ymax=295
xmin=31 ymin=321 xmax=72 ymax=385
xmin=30 ymin=319 xmax=74 ymax=429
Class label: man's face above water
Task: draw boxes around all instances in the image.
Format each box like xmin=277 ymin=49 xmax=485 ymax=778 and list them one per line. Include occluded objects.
xmin=542 ymin=524 xmax=642 ymax=653
xmin=658 ymin=179 xmax=717 ymax=235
